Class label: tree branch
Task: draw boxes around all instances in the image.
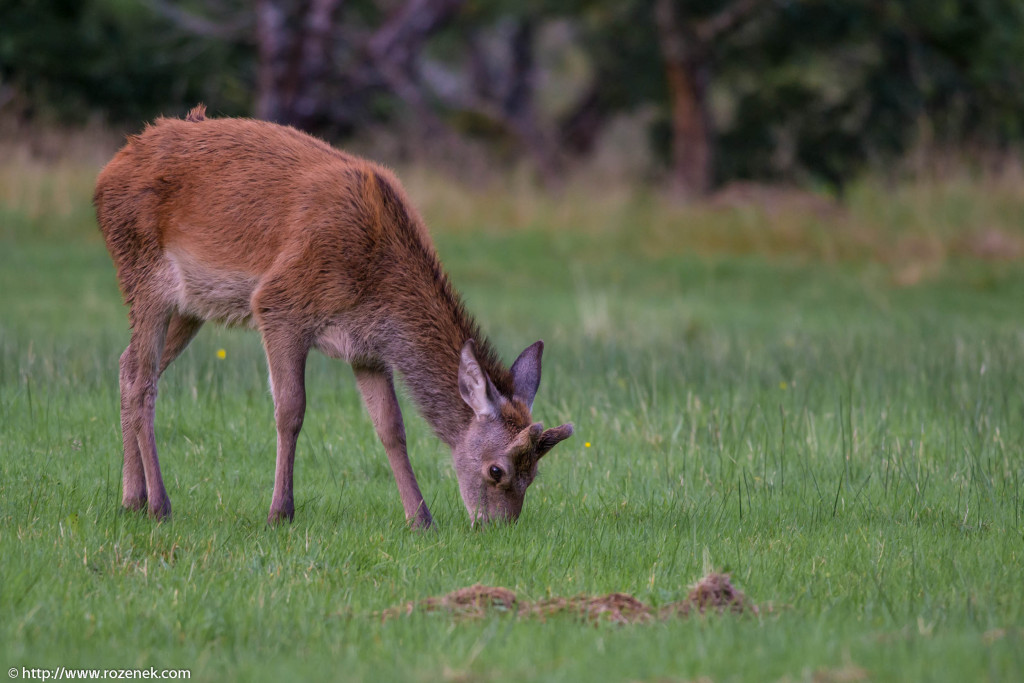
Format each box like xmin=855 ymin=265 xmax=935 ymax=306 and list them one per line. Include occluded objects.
xmin=255 ymin=0 xmax=289 ymax=121
xmin=292 ymin=0 xmax=345 ymax=123
xmin=694 ymin=0 xmax=770 ymax=44
xmin=418 ymin=18 xmax=564 ymax=185
xmin=368 ymin=0 xmax=464 ymax=72
xmin=142 ymin=0 xmax=251 ymax=40
xmin=364 ymin=0 xmax=465 ymax=135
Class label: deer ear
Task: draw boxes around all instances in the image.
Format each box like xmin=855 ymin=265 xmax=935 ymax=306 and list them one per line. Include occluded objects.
xmin=536 ymin=423 xmax=574 ymax=459
xmin=459 ymin=339 xmax=499 ymax=418
xmin=510 ymin=340 xmax=543 ymax=410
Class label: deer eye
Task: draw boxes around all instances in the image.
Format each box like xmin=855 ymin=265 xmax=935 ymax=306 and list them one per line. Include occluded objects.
xmin=488 ymin=465 xmax=504 ymax=483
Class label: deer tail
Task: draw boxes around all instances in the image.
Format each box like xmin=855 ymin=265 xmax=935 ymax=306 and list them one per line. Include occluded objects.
xmin=185 ymin=104 xmax=207 ymax=123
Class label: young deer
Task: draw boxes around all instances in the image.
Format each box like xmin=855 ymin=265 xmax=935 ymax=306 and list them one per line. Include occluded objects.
xmin=93 ymin=105 xmax=573 ymax=528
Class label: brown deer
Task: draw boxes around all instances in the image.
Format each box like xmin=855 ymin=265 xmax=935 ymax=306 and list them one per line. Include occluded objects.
xmin=93 ymin=105 xmax=573 ymax=528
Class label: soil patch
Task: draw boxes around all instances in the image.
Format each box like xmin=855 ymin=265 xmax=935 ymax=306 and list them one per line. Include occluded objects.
xmin=381 ymin=572 xmax=760 ymax=624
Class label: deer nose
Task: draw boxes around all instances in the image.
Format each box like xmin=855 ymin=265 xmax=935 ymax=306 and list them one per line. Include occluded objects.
xmin=470 ymin=509 xmax=518 ymax=528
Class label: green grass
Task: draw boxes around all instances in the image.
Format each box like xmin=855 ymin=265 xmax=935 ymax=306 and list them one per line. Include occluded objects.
xmin=2 ymin=161 xmax=1024 ymax=682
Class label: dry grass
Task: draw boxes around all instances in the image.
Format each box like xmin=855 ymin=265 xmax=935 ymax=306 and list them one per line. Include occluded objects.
xmin=380 ymin=572 xmax=761 ymax=624
xmin=402 ymin=164 xmax=1024 ymax=283
xmin=5 ymin=120 xmax=1024 ymax=281
xmin=0 ymin=152 xmax=99 ymax=221
xmin=0 ymin=121 xmax=120 ymax=231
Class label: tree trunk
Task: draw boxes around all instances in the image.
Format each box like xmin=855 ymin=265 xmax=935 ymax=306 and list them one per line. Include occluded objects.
xmin=663 ymin=54 xmax=713 ymax=197
xmin=420 ymin=17 xmax=565 ymax=187
xmin=256 ymin=0 xmax=290 ymax=123
xmin=256 ymin=0 xmax=344 ymax=128
xmin=367 ymin=0 xmax=465 ymax=143
xmin=291 ymin=0 xmax=344 ymax=127
xmin=558 ymin=85 xmax=608 ymax=157
xmin=654 ymin=0 xmax=713 ymax=198
xmin=501 ymin=19 xmax=563 ymax=187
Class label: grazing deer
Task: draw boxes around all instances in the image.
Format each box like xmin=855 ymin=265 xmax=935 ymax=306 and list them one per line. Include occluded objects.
xmin=93 ymin=105 xmax=573 ymax=528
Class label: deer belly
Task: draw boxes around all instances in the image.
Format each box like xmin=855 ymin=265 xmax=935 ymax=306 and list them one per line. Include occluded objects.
xmin=167 ymin=252 xmax=259 ymax=327
xmin=315 ymin=323 xmax=365 ymax=363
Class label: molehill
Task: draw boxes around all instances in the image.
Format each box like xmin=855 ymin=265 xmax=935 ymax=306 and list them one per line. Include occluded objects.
xmin=381 ymin=572 xmax=762 ymax=624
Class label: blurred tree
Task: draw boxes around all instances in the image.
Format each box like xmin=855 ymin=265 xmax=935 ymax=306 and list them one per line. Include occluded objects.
xmin=2 ymin=0 xmax=1023 ymax=191
xmin=152 ymin=0 xmax=465 ymax=138
xmin=414 ymin=2 xmax=572 ymax=184
xmin=653 ymin=0 xmax=771 ymax=197
xmin=714 ymin=0 xmax=1024 ymax=193
xmin=0 ymin=0 xmax=251 ymax=124
xmin=576 ymin=0 xmax=1024 ymax=194
xmin=254 ymin=0 xmax=343 ymax=127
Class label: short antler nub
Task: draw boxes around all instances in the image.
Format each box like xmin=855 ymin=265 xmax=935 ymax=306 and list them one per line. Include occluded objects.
xmin=537 ymin=423 xmax=574 ymax=458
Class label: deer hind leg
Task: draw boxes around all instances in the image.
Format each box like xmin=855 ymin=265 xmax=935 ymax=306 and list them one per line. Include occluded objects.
xmin=119 ymin=344 xmax=146 ymax=510
xmin=158 ymin=313 xmax=204 ymax=377
xmin=119 ymin=313 xmax=203 ymax=512
xmin=259 ymin=325 xmax=309 ymax=525
xmin=121 ymin=305 xmax=174 ymax=518
xmin=353 ymin=364 xmax=433 ymax=529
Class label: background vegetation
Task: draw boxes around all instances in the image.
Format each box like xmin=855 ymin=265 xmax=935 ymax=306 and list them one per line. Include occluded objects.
xmin=3 ymin=0 xmax=1024 ymax=194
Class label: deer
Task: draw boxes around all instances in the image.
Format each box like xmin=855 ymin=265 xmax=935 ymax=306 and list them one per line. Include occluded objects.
xmin=93 ymin=105 xmax=574 ymax=528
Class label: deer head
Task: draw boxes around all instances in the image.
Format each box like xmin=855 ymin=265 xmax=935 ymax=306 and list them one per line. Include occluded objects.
xmin=454 ymin=339 xmax=574 ymax=524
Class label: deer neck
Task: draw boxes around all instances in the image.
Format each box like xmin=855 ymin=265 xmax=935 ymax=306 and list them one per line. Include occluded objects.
xmin=381 ymin=274 xmax=512 ymax=450
xmin=361 ymin=185 xmax=514 ymax=449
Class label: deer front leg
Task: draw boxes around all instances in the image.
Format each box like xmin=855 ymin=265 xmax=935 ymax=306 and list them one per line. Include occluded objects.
xmin=262 ymin=331 xmax=309 ymax=525
xmin=353 ymin=365 xmax=433 ymax=529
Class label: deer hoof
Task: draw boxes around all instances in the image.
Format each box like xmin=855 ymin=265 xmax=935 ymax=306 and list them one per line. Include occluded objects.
xmin=267 ymin=502 xmax=295 ymax=526
xmin=147 ymin=497 xmax=172 ymax=520
xmin=409 ymin=510 xmax=434 ymax=531
xmin=122 ymin=494 xmax=148 ymax=512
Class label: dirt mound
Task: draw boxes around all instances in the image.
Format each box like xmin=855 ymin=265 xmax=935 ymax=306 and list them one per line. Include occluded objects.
xmin=526 ymin=592 xmax=655 ymax=625
xmin=667 ymin=571 xmax=753 ymax=616
xmin=381 ymin=572 xmax=759 ymax=624
xmin=383 ymin=584 xmax=517 ymax=620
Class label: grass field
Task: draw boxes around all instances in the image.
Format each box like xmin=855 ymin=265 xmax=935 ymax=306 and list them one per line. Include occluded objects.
xmin=2 ymin=153 xmax=1024 ymax=681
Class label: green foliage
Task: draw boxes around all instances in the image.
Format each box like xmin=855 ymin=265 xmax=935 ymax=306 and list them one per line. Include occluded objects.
xmin=715 ymin=0 xmax=1024 ymax=187
xmin=4 ymin=0 xmax=1024 ymax=186
xmin=0 ymin=0 xmax=251 ymax=123
xmin=575 ymin=2 xmax=665 ymax=111
xmin=569 ymin=0 xmax=1024 ymax=188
